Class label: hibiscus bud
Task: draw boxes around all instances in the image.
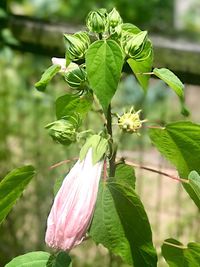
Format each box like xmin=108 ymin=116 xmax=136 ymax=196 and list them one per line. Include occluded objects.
xmin=65 ymin=67 xmax=87 ymax=90
xmin=110 ymin=24 xmax=122 ymax=40
xmin=117 ymin=107 xmax=147 ymax=134
xmin=45 ymin=118 xmax=79 ymax=145
xmin=45 ymin=148 xmax=104 ymax=251
xmin=64 ymin=31 xmax=90 ymax=61
xmin=86 ymin=9 xmax=108 ymax=33
xmin=122 ymin=31 xmax=148 ymax=59
xmin=108 ymin=8 xmax=122 ymax=28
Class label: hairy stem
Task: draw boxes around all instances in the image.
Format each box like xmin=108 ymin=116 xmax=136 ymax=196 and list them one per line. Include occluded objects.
xmin=124 ymin=160 xmax=189 ymax=183
xmin=107 ymin=104 xmax=116 ymax=177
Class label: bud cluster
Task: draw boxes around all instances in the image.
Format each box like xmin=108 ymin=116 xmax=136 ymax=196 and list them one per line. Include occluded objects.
xmin=86 ymin=8 xmax=123 ymax=37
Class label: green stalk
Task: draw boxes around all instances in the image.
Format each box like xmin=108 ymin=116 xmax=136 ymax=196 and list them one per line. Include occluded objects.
xmin=106 ymin=104 xmax=116 ymax=177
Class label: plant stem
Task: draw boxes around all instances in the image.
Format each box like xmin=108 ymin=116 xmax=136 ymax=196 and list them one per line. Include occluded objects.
xmin=124 ymin=160 xmax=189 ymax=184
xmin=107 ymin=104 xmax=116 ymax=177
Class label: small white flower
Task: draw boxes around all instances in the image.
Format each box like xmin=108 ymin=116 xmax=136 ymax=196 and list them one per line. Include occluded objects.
xmin=52 ymin=57 xmax=78 ymax=73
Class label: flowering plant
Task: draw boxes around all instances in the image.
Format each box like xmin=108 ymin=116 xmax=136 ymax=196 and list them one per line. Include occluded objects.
xmin=3 ymin=7 xmax=200 ymax=267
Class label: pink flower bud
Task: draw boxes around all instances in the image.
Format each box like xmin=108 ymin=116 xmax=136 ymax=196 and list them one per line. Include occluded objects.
xmin=45 ymin=148 xmax=103 ymax=251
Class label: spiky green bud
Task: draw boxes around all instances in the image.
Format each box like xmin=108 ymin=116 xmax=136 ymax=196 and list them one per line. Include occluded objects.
xmin=64 ymin=31 xmax=90 ymax=61
xmin=65 ymin=67 xmax=87 ymax=90
xmin=86 ymin=9 xmax=108 ymax=33
xmin=45 ymin=116 xmax=81 ymax=145
xmin=108 ymin=8 xmax=122 ymax=28
xmin=122 ymin=31 xmax=148 ymax=59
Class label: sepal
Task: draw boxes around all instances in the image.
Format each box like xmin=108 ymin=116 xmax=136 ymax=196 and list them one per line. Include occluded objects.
xmin=45 ymin=114 xmax=81 ymax=145
xmin=80 ymin=135 xmax=108 ymax=164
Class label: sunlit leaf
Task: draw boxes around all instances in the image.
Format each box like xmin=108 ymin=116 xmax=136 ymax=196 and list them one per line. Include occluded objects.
xmin=5 ymin=251 xmax=72 ymax=267
xmin=0 ymin=165 xmax=35 ymax=224
xmin=149 ymin=121 xmax=200 ymax=208
xmin=90 ymin=164 xmax=157 ymax=266
xmin=153 ymin=68 xmax=189 ymax=116
xmin=56 ymin=93 xmax=93 ymax=119
xmin=188 ymin=171 xmax=200 ymax=206
xmin=86 ymin=40 xmax=123 ymax=112
xmin=153 ymin=68 xmax=184 ymax=100
xmin=35 ymin=64 xmax=61 ymax=92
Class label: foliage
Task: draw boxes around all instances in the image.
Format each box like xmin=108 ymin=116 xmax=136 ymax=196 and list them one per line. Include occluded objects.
xmin=149 ymin=121 xmax=200 ymax=209
xmin=162 ymin=239 xmax=200 ymax=267
xmin=5 ymin=251 xmax=71 ymax=267
xmin=0 ymin=166 xmax=35 ymax=224
xmin=1 ymin=6 xmax=200 ymax=267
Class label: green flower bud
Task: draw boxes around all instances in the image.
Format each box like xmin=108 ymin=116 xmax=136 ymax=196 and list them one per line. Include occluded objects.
xmin=86 ymin=9 xmax=108 ymax=33
xmin=64 ymin=31 xmax=90 ymax=61
xmin=122 ymin=31 xmax=148 ymax=59
xmin=108 ymin=8 xmax=122 ymax=28
xmin=110 ymin=24 xmax=122 ymax=40
xmin=65 ymin=67 xmax=87 ymax=90
xmin=134 ymin=40 xmax=153 ymax=61
xmin=45 ymin=119 xmax=78 ymax=145
xmin=117 ymin=108 xmax=147 ymax=134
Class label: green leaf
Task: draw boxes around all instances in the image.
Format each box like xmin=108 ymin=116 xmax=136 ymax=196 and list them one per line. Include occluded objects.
xmin=115 ymin=163 xmax=136 ymax=188
xmin=153 ymin=68 xmax=189 ymax=115
xmin=153 ymin=68 xmax=184 ymax=100
xmin=188 ymin=171 xmax=200 ymax=205
xmin=48 ymin=252 xmax=72 ymax=267
xmin=127 ymin=42 xmax=153 ymax=91
xmin=149 ymin=121 xmax=200 ymax=208
xmin=79 ymin=135 xmax=108 ymax=164
xmin=86 ymin=40 xmax=123 ymax=112
xmin=5 ymin=252 xmax=50 ymax=267
xmin=35 ymin=64 xmax=61 ymax=92
xmin=0 ymin=165 xmax=35 ymax=224
xmin=109 ymin=182 xmax=157 ymax=266
xmin=56 ymin=93 xmax=93 ymax=119
xmin=90 ymin=181 xmax=133 ymax=265
xmin=121 ymin=23 xmax=141 ymax=34
xmin=162 ymin=238 xmax=200 ymax=267
xmin=5 ymin=251 xmax=72 ymax=267
xmin=90 ymin=164 xmax=157 ymax=266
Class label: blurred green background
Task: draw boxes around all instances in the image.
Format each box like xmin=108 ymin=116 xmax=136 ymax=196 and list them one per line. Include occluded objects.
xmin=0 ymin=1 xmax=200 ymax=266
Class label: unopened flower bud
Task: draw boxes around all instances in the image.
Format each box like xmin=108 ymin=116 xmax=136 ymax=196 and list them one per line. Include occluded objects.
xmin=65 ymin=67 xmax=87 ymax=90
xmin=110 ymin=24 xmax=122 ymax=40
xmin=45 ymin=119 xmax=78 ymax=145
xmin=122 ymin=31 xmax=148 ymax=59
xmin=45 ymin=148 xmax=103 ymax=251
xmin=86 ymin=9 xmax=108 ymax=33
xmin=108 ymin=8 xmax=122 ymax=28
xmin=64 ymin=31 xmax=90 ymax=61
xmin=117 ymin=108 xmax=146 ymax=134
